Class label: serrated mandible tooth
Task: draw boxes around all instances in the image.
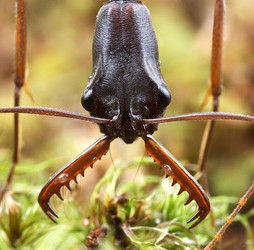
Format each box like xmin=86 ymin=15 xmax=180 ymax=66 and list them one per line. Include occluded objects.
xmin=46 ymin=201 xmax=58 ymax=220
xmin=178 ymin=187 xmax=185 ymax=195
xmin=73 ymin=176 xmax=78 ymax=184
xmin=55 ymin=190 xmax=64 ymax=200
xmin=187 ymin=211 xmax=200 ymax=224
xmin=65 ymin=182 xmax=72 ymax=191
xmin=184 ymin=196 xmax=193 ymax=205
xmin=172 ymin=178 xmax=177 ymax=186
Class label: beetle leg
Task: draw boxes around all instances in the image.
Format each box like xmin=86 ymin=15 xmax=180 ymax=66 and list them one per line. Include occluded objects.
xmin=143 ymin=134 xmax=210 ymax=228
xmin=38 ymin=135 xmax=112 ymax=222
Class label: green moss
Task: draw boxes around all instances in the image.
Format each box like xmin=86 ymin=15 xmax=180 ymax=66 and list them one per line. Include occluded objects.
xmin=1 ymin=158 xmax=253 ymax=249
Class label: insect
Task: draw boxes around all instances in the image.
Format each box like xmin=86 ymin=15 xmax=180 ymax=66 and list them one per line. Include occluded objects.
xmin=0 ymin=0 xmax=254 ymax=246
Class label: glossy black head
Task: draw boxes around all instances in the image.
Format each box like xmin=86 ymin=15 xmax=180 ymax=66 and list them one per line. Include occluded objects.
xmin=81 ymin=0 xmax=171 ymax=143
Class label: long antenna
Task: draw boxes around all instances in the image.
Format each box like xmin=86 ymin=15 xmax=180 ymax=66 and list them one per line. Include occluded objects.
xmin=0 ymin=107 xmax=110 ymax=124
xmin=143 ymin=112 xmax=254 ymax=123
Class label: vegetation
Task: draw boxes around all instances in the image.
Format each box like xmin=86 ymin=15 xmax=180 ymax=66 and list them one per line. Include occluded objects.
xmin=1 ymin=157 xmax=253 ymax=249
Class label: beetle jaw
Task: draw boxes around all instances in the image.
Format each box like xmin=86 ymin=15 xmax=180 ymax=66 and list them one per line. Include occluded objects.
xmin=98 ymin=113 xmax=158 ymax=144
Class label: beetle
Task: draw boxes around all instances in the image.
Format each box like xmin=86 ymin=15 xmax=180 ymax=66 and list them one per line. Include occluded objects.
xmin=26 ymin=0 xmax=207 ymax=228
xmin=0 ymin=0 xmax=254 ymax=233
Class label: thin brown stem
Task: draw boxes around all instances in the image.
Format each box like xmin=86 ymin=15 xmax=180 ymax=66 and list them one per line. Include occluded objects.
xmin=197 ymin=2 xmax=225 ymax=228
xmin=205 ymin=181 xmax=254 ymax=250
xmin=198 ymin=0 xmax=225 ymax=189
xmin=210 ymin=0 xmax=225 ymax=97
xmin=13 ymin=87 xmax=21 ymax=167
xmin=0 ymin=0 xmax=26 ymax=202
xmin=198 ymin=99 xmax=219 ymax=193
xmin=15 ymin=0 xmax=27 ymax=88
xmin=197 ymin=99 xmax=219 ymax=228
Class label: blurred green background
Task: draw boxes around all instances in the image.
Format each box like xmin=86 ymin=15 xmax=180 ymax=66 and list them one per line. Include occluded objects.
xmin=0 ymin=0 xmax=253 ymax=248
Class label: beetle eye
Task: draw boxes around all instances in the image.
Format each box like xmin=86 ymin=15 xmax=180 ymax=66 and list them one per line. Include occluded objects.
xmin=81 ymin=89 xmax=94 ymax=112
xmin=158 ymin=86 xmax=171 ymax=108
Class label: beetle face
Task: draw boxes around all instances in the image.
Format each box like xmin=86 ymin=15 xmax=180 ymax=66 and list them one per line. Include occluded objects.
xmin=81 ymin=70 xmax=171 ymax=143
